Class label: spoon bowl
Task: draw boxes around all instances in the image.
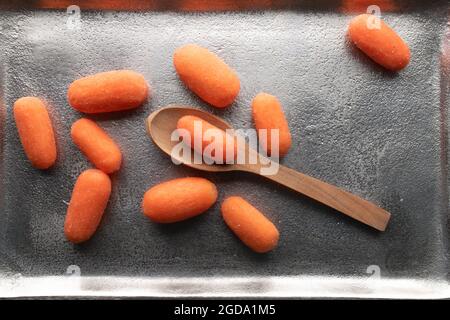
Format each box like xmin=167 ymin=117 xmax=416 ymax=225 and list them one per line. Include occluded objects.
xmin=146 ymin=105 xmax=237 ymax=172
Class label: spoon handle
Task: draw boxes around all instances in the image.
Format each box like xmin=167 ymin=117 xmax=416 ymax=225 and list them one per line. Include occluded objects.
xmin=254 ymin=164 xmax=391 ymax=231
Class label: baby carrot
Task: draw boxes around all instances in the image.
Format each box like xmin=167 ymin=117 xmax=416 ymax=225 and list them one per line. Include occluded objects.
xmin=348 ymin=14 xmax=410 ymax=71
xmin=13 ymin=97 xmax=57 ymax=169
xmin=177 ymin=115 xmax=237 ymax=163
xmin=221 ymin=196 xmax=279 ymax=253
xmin=64 ymin=169 xmax=111 ymax=244
xmin=71 ymin=118 xmax=122 ymax=174
xmin=251 ymin=92 xmax=292 ymax=157
xmin=142 ymin=177 xmax=218 ymax=223
xmin=68 ymin=70 xmax=149 ymax=113
xmin=173 ymin=44 xmax=240 ymax=108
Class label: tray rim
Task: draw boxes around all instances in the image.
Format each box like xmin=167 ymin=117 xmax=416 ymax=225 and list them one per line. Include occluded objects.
xmin=0 ymin=275 xmax=449 ymax=299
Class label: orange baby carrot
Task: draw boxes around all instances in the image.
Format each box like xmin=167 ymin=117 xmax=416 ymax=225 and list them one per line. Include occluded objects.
xmin=13 ymin=97 xmax=57 ymax=169
xmin=173 ymin=44 xmax=240 ymax=108
xmin=68 ymin=70 xmax=149 ymax=113
xmin=71 ymin=118 xmax=122 ymax=174
xmin=221 ymin=196 xmax=279 ymax=253
xmin=348 ymin=14 xmax=410 ymax=71
xmin=251 ymin=92 xmax=292 ymax=157
xmin=176 ymin=115 xmax=237 ymax=163
xmin=64 ymin=169 xmax=111 ymax=243
xmin=142 ymin=177 xmax=218 ymax=223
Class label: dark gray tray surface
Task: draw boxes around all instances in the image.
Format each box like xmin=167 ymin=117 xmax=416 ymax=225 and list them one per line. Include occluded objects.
xmin=0 ymin=1 xmax=449 ymax=289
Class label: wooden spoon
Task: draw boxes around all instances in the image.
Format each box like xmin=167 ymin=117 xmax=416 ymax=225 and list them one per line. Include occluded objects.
xmin=146 ymin=105 xmax=391 ymax=231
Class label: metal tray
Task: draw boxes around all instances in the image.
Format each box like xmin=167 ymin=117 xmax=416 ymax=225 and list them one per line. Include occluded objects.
xmin=0 ymin=0 xmax=449 ymax=298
